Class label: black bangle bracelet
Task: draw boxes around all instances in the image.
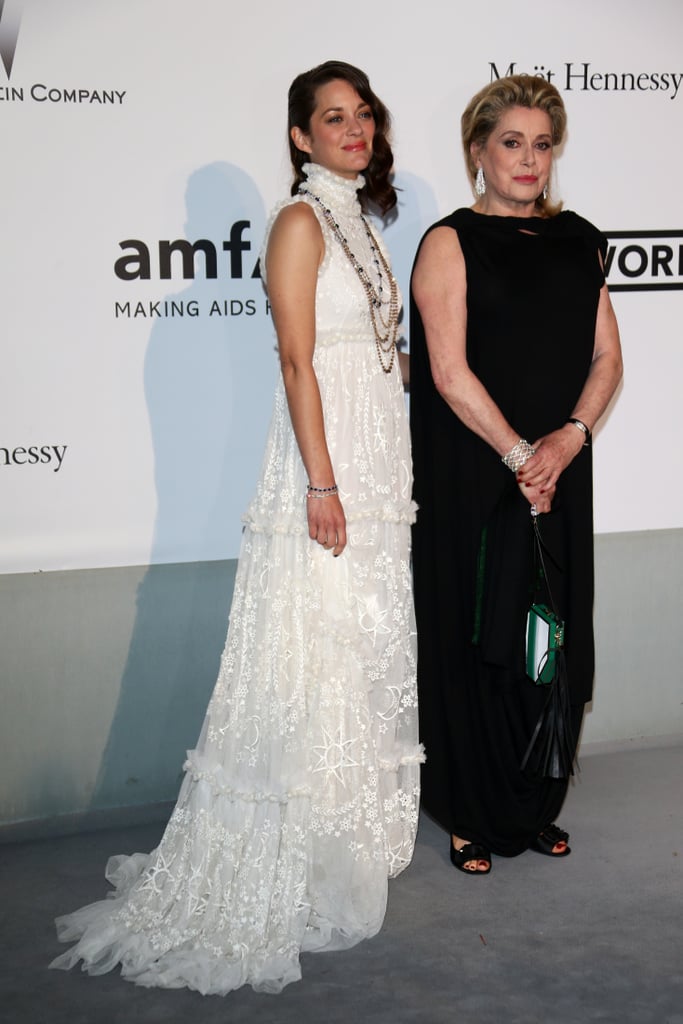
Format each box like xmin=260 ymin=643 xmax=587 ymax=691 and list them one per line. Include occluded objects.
xmin=568 ymin=418 xmax=591 ymax=446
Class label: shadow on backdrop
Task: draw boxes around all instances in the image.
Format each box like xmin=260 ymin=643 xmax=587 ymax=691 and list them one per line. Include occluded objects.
xmin=383 ymin=170 xmax=441 ymax=342
xmin=90 ymin=162 xmax=279 ymax=815
xmin=88 ymin=167 xmax=437 ymax=819
xmin=384 ymin=170 xmax=441 ymax=299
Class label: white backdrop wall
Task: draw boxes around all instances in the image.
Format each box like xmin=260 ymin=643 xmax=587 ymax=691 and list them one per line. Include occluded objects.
xmin=2 ymin=0 xmax=682 ymax=573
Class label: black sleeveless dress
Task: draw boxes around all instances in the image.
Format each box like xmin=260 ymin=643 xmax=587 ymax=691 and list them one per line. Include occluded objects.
xmin=409 ymin=208 xmax=606 ymax=857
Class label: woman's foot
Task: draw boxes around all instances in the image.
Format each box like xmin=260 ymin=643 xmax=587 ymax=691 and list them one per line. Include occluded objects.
xmin=529 ymin=823 xmax=571 ymax=857
xmin=450 ymin=835 xmax=491 ymax=874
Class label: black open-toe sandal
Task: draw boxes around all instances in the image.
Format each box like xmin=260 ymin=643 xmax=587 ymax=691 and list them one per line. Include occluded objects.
xmin=450 ymin=840 xmax=492 ymax=875
xmin=529 ymin=823 xmax=571 ymax=857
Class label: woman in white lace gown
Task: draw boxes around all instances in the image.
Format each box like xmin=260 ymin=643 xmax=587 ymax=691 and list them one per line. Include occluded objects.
xmin=50 ymin=60 xmax=422 ymax=996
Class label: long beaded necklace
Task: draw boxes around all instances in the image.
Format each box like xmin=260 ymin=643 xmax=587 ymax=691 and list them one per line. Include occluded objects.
xmin=299 ymin=187 xmax=399 ymax=374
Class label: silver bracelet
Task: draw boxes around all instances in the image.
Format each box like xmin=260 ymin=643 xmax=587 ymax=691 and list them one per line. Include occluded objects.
xmin=502 ymin=439 xmax=536 ymax=473
xmin=568 ymin=418 xmax=591 ymax=446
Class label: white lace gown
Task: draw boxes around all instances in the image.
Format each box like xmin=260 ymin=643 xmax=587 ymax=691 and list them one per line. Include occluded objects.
xmin=50 ymin=162 xmax=423 ymax=995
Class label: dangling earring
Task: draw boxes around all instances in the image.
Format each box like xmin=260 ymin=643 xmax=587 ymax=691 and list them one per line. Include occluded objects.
xmin=542 ymin=184 xmax=548 ymax=200
xmin=475 ymin=166 xmax=486 ymax=197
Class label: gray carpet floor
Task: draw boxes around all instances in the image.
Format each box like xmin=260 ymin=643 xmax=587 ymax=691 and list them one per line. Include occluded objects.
xmin=1 ymin=743 xmax=681 ymax=1024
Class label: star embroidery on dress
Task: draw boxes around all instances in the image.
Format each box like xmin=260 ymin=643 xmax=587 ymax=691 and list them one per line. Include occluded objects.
xmin=312 ymin=726 xmax=359 ymax=785
xmin=387 ymin=839 xmax=410 ymax=876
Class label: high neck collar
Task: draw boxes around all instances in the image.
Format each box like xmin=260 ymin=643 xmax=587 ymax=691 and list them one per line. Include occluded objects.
xmin=300 ymin=162 xmax=364 ymax=215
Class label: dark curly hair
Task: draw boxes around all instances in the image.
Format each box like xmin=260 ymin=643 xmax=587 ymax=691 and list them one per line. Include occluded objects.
xmin=462 ymin=74 xmax=567 ymax=216
xmin=288 ymin=60 xmax=396 ymax=216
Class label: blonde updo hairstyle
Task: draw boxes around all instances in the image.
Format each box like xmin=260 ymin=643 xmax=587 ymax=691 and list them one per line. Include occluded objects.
xmin=462 ymin=74 xmax=567 ymax=217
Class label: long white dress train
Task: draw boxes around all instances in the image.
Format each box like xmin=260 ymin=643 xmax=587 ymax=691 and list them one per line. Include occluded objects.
xmin=50 ymin=162 xmax=423 ymax=995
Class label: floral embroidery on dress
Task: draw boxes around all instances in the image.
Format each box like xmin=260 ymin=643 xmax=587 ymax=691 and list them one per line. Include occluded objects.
xmin=50 ymin=161 xmax=423 ymax=996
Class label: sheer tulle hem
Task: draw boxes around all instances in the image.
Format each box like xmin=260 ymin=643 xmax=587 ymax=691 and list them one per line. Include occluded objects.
xmin=49 ymin=852 xmax=387 ymax=995
xmin=51 ymin=908 xmax=303 ymax=995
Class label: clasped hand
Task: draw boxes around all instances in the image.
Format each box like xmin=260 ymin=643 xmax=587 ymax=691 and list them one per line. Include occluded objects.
xmin=516 ymin=426 xmax=584 ymax=513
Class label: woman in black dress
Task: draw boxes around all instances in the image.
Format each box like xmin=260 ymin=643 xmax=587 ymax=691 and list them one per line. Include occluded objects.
xmin=410 ymin=75 xmax=622 ymax=874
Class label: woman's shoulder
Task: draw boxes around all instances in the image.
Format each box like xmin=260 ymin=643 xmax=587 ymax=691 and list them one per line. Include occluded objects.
xmin=260 ymin=196 xmax=323 ymax=284
xmin=270 ymin=195 xmax=319 ymax=229
xmin=416 ymin=209 xmax=473 ymax=254
xmin=549 ymin=210 xmax=608 ymax=257
xmin=550 ymin=210 xmax=605 ymax=241
xmin=423 ymin=208 xmax=474 ymax=234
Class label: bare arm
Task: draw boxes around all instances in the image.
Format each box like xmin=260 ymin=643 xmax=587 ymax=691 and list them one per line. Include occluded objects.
xmin=412 ymin=227 xmax=521 ymax=452
xmin=412 ymin=226 xmax=552 ymax=511
xmin=265 ymin=202 xmax=347 ymax=555
xmin=413 ymin=228 xmax=623 ymax=508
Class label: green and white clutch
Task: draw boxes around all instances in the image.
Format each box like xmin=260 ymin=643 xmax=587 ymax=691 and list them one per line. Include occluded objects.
xmin=526 ymin=602 xmax=565 ymax=685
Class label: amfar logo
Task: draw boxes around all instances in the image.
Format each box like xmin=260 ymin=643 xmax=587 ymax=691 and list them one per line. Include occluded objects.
xmin=112 ymin=224 xmax=271 ymax=319
xmin=114 ymin=224 xmax=261 ymax=281
xmin=0 ymin=0 xmax=22 ymax=79
xmin=605 ymin=232 xmax=683 ymax=292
